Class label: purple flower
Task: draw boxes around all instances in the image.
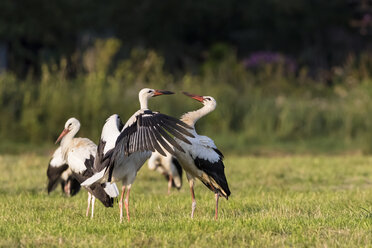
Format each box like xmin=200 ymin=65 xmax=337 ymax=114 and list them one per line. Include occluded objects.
xmin=243 ymin=51 xmax=297 ymax=73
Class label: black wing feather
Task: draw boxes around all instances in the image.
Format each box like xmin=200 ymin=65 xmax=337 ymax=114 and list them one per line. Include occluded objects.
xmin=71 ymin=171 xmax=114 ymax=207
xmin=116 ymin=111 xmax=193 ymax=156
xmin=172 ymin=157 xmax=183 ymax=190
xmin=160 ymin=117 xmax=195 ymax=139
xmin=213 ymin=148 xmax=224 ymax=159
xmin=152 ymin=122 xmax=185 ymax=153
xmin=146 ymin=116 xmax=178 ymax=153
xmin=94 ymin=139 xmax=117 ymax=182
xmin=142 ymin=123 xmax=157 ymax=153
xmin=147 ymin=124 xmax=169 ymax=156
xmin=94 ymin=139 xmax=109 ymax=173
xmin=69 ymin=156 xmax=115 ymax=207
xmin=193 ymin=157 xmax=231 ymax=199
xmin=151 ymin=126 xmax=176 ymax=155
xmin=140 ymin=118 xmax=153 ymax=152
xmin=47 ymin=162 xmax=69 ymax=194
xmin=67 ymin=176 xmax=81 ymax=196
xmin=159 ymin=119 xmax=192 ymax=144
xmin=159 ymin=113 xmax=193 ymax=130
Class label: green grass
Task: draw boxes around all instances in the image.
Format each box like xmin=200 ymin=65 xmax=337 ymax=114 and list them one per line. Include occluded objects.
xmin=1 ymin=153 xmax=372 ymax=247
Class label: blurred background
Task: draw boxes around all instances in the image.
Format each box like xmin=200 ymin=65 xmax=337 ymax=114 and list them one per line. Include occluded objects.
xmin=1 ymin=0 xmax=372 ymax=154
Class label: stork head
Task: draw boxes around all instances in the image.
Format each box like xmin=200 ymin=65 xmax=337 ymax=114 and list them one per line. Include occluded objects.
xmin=55 ymin=117 xmax=81 ymax=144
xmin=139 ymin=88 xmax=174 ymax=99
xmin=182 ymin=92 xmax=217 ymax=109
xmin=138 ymin=88 xmax=174 ymax=109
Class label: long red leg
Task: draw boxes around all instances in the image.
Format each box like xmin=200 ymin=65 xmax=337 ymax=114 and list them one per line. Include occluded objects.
xmin=91 ymin=196 xmax=95 ymax=219
xmin=119 ymin=185 xmax=126 ymax=223
xmin=168 ymin=174 xmax=173 ymax=195
xmin=189 ymin=180 xmax=196 ymax=218
xmin=215 ymin=193 xmax=219 ymax=220
xmin=64 ymin=181 xmax=71 ymax=196
xmin=124 ymin=187 xmax=131 ymax=222
xmin=86 ymin=192 xmax=91 ymax=217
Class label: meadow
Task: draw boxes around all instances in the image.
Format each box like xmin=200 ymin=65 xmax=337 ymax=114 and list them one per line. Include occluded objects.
xmin=2 ymin=39 xmax=372 ymax=247
xmin=1 ymin=153 xmax=372 ymax=247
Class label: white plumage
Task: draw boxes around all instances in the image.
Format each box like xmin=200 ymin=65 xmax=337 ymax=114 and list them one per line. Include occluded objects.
xmin=148 ymin=151 xmax=183 ymax=194
xmin=65 ymin=138 xmax=96 ymax=174
xmin=55 ymin=117 xmax=119 ymax=218
xmin=49 ymin=147 xmax=66 ymax=167
xmin=82 ymin=88 xmax=194 ymax=222
xmin=173 ymin=92 xmax=231 ymax=219
xmin=47 ymin=147 xmax=81 ymax=196
xmin=179 ymin=134 xmax=220 ymax=163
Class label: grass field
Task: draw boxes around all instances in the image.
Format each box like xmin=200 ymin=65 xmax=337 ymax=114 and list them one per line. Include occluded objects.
xmin=1 ymin=153 xmax=372 ymax=247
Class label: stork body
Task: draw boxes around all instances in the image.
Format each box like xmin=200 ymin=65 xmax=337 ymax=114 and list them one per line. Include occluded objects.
xmin=82 ymin=88 xmax=194 ymax=222
xmin=173 ymin=93 xmax=230 ymax=219
xmin=55 ymin=118 xmax=119 ymax=218
xmin=148 ymin=151 xmax=183 ymax=194
xmin=47 ymin=147 xmax=81 ymax=196
xmin=92 ymin=114 xmax=151 ymax=222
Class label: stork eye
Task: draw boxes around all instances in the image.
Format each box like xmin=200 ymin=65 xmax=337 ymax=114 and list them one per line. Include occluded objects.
xmin=148 ymin=90 xmax=152 ymax=93
xmin=206 ymin=98 xmax=211 ymax=101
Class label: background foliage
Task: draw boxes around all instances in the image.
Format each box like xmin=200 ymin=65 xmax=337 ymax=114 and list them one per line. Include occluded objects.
xmin=1 ymin=1 xmax=372 ymax=154
xmin=2 ymin=39 xmax=372 ymax=154
xmin=0 ymin=0 xmax=368 ymax=76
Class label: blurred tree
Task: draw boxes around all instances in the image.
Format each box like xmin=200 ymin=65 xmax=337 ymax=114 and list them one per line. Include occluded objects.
xmin=0 ymin=0 xmax=367 ymax=77
xmin=0 ymin=0 xmax=107 ymax=77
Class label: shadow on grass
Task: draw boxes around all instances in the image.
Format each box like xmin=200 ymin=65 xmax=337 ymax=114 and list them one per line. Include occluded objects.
xmin=0 ymin=187 xmax=46 ymax=196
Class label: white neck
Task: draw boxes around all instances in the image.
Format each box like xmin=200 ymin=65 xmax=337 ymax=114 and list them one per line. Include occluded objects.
xmin=139 ymin=94 xmax=149 ymax=109
xmin=180 ymin=103 xmax=215 ymax=128
xmin=60 ymin=127 xmax=79 ymax=158
xmin=101 ymin=118 xmax=121 ymax=154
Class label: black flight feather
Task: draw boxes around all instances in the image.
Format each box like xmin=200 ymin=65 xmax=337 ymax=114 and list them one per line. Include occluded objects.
xmin=147 ymin=124 xmax=169 ymax=156
xmin=68 ymin=156 xmax=115 ymax=207
xmin=159 ymin=119 xmax=192 ymax=144
xmin=115 ymin=111 xmax=194 ymax=156
xmin=172 ymin=157 xmax=183 ymax=190
xmin=47 ymin=162 xmax=69 ymax=194
xmin=213 ymin=148 xmax=224 ymax=159
xmin=160 ymin=117 xmax=195 ymax=139
xmin=152 ymin=122 xmax=185 ymax=153
xmin=193 ymin=157 xmax=231 ymax=199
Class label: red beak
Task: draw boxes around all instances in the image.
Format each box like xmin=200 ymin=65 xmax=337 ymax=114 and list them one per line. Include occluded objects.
xmin=182 ymin=92 xmax=204 ymax=102
xmin=153 ymin=89 xmax=174 ymax=97
xmin=55 ymin=129 xmax=70 ymax=144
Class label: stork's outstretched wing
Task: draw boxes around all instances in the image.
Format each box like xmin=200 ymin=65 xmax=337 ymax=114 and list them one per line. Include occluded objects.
xmin=116 ymin=110 xmax=194 ymax=157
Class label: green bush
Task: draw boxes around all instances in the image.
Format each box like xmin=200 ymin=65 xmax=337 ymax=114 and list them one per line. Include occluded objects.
xmin=2 ymin=39 xmax=372 ymax=154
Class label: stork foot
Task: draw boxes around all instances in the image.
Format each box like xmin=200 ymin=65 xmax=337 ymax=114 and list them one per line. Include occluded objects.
xmin=191 ymin=201 xmax=196 ymax=219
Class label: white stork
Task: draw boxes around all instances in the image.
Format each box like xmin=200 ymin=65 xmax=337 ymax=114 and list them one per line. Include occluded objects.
xmin=82 ymin=88 xmax=194 ymax=222
xmin=47 ymin=147 xmax=81 ymax=196
xmin=173 ymin=92 xmax=231 ymax=220
xmin=55 ymin=117 xmax=119 ymax=218
xmin=148 ymin=151 xmax=183 ymax=194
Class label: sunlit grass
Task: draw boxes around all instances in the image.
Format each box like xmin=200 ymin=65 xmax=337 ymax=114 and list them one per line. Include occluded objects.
xmin=1 ymin=153 xmax=372 ymax=247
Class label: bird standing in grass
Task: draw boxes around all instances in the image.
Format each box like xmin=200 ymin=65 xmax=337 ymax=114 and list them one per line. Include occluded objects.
xmin=47 ymin=146 xmax=81 ymax=197
xmin=173 ymin=92 xmax=231 ymax=219
xmin=82 ymin=88 xmax=194 ymax=222
xmin=148 ymin=151 xmax=183 ymax=194
xmin=55 ymin=117 xmax=119 ymax=218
